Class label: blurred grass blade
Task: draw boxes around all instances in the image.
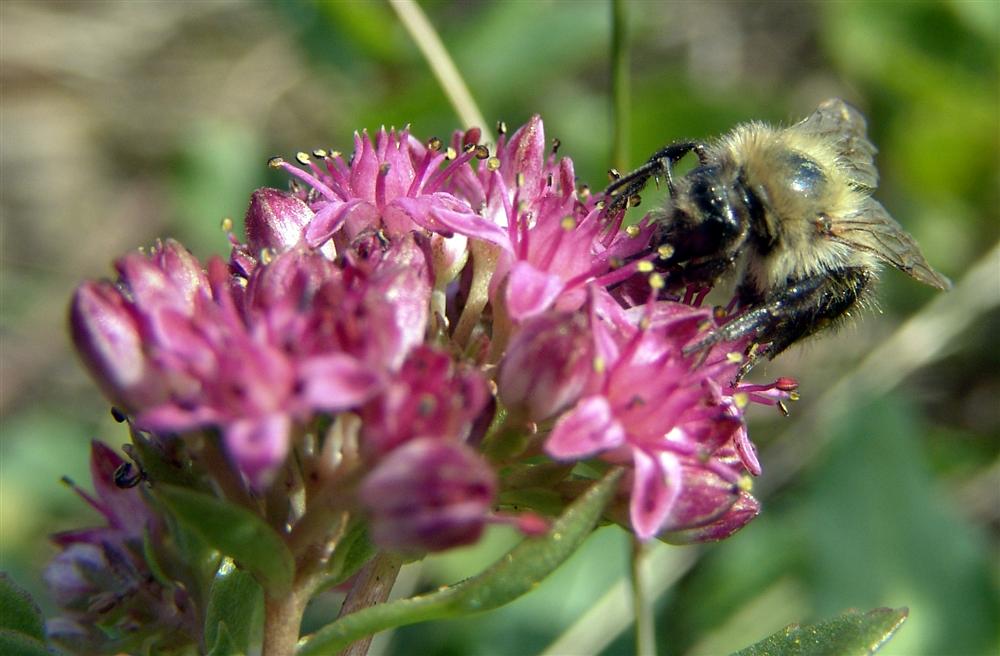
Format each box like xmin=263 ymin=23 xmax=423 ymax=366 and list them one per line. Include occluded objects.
xmin=733 ymin=607 xmax=908 ymax=656
xmin=297 ymin=469 xmax=623 ymax=655
xmin=388 ymin=0 xmax=492 ymax=140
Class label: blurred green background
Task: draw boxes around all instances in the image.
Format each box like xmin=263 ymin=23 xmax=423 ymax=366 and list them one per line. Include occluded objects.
xmin=1 ymin=1 xmax=996 ymax=654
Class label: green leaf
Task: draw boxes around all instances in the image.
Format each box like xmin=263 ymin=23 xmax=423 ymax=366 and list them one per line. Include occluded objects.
xmin=733 ymin=607 xmax=909 ymax=656
xmin=297 ymin=468 xmax=623 ymax=656
xmin=204 ymin=558 xmax=263 ymax=655
xmin=0 ymin=574 xmax=44 ymax=640
xmin=321 ymin=520 xmax=375 ymax=590
xmin=0 ymin=630 xmax=52 ymax=656
xmin=155 ymin=484 xmax=295 ymax=595
xmin=206 ymin=622 xmax=241 ymax=656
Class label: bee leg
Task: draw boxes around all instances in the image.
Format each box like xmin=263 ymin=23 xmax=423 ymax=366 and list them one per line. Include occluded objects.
xmin=604 ymin=141 xmax=704 ymax=211
xmin=683 ymin=267 xmax=872 ymax=368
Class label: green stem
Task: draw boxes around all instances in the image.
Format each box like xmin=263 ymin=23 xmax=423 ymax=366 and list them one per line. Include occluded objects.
xmin=389 ymin=0 xmax=493 ymax=142
xmin=610 ymin=0 xmax=631 ymax=172
xmin=630 ymin=536 xmax=656 ymax=655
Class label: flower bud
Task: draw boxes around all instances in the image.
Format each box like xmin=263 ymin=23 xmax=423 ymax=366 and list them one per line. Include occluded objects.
xmin=245 ymin=187 xmax=314 ymax=254
xmin=359 ymin=438 xmax=497 ymax=553
xmin=69 ymin=282 xmax=165 ymax=412
xmin=499 ymin=311 xmax=594 ymax=422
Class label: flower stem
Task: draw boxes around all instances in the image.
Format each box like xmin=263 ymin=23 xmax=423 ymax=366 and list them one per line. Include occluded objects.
xmin=389 ymin=0 xmax=493 ymax=143
xmin=263 ymin=587 xmax=310 ymax=656
xmin=630 ymin=536 xmax=656 ymax=656
xmin=610 ymin=0 xmax=631 ymax=172
xmin=337 ymin=552 xmax=405 ymax=656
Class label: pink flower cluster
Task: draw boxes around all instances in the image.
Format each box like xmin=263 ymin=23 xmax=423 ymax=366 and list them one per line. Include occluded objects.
xmin=70 ymin=116 xmax=794 ymax=550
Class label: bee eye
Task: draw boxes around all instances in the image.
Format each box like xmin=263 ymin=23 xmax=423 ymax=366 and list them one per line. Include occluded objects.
xmin=786 ymin=152 xmax=826 ymax=198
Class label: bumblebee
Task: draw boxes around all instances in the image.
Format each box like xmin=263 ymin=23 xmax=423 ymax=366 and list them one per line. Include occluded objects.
xmin=605 ymin=98 xmax=950 ymax=375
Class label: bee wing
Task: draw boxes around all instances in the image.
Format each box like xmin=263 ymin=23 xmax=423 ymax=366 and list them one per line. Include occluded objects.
xmin=831 ymin=199 xmax=952 ymax=290
xmin=796 ymin=98 xmax=879 ymax=190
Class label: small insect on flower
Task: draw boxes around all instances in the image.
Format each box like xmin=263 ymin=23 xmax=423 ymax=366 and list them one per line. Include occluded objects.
xmin=605 ymin=98 xmax=951 ymax=377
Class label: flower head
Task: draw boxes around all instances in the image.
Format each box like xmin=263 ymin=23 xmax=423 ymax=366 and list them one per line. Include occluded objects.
xmin=543 ymin=289 xmax=794 ymax=540
xmin=45 ymin=442 xmax=195 ymax=653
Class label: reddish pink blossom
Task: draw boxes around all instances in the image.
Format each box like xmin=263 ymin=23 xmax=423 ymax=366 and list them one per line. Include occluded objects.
xmin=544 ymin=289 xmax=794 ymax=541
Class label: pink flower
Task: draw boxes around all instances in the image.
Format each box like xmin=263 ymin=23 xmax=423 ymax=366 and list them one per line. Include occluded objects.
xmin=45 ymin=442 xmax=195 ymax=653
xmin=71 ymin=235 xmax=434 ymax=485
xmin=544 ymin=289 xmax=794 ymax=541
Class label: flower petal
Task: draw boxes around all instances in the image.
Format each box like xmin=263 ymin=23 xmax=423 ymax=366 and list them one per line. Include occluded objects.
xmin=505 ymin=261 xmax=565 ymax=321
xmin=630 ymin=449 xmax=682 ymax=540
xmin=298 ymin=353 xmax=382 ymax=410
xmin=546 ymin=395 xmax=625 ymax=459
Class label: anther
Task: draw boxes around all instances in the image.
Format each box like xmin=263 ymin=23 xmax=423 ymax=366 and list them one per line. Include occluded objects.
xmin=592 ymin=356 xmax=606 ymax=373
xmin=220 ymin=217 xmax=234 ymax=233
xmin=627 ymin=195 xmax=642 ymax=208
xmin=733 ymin=392 xmax=749 ymax=409
xmin=625 ymin=225 xmax=640 ymax=238
xmin=295 ymin=151 xmax=311 ymax=165
xmin=777 ymin=400 xmax=790 ymax=416
xmin=463 ymin=142 xmax=478 ymax=154
xmin=775 ymin=377 xmax=798 ymax=391
xmin=312 ymin=148 xmax=328 ymax=159
xmin=267 ymin=156 xmax=285 ymax=168
xmin=648 ymin=272 xmax=665 ymax=289
xmin=657 ymin=244 xmax=675 ymax=259
xmin=636 ymin=261 xmax=654 ymax=273
xmin=427 ymin=137 xmax=443 ymax=151
xmin=552 ymin=138 xmax=561 ymax=153
xmin=474 ymin=144 xmax=490 ymax=159
xmin=516 ymin=172 xmax=525 ymax=187
xmin=110 ymin=407 xmax=127 ymax=423
xmin=487 ymin=157 xmax=501 ymax=171
xmin=608 ymin=168 xmax=622 ymax=181
xmin=445 ymin=146 xmax=457 ymax=160
xmin=560 ymin=216 xmax=576 ymax=230
xmin=726 ymin=352 xmax=743 ymax=363
xmin=496 ymin=120 xmax=507 ymax=135
xmin=259 ymin=248 xmax=274 ymax=265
